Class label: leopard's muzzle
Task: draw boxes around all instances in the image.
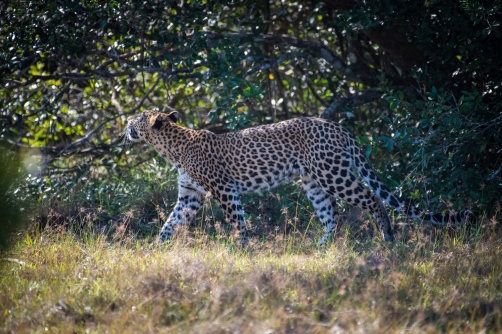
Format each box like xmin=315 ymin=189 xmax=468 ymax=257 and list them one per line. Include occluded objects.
xmin=127 ymin=126 xmax=140 ymax=141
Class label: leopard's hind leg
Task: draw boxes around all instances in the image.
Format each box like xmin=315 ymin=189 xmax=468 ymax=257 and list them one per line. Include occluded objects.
xmin=309 ymin=153 xmax=394 ymax=242
xmin=301 ymin=175 xmax=341 ymax=245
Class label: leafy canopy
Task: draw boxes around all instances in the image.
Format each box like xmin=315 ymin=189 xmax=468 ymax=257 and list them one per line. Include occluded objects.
xmin=1 ymin=0 xmax=501 ymax=212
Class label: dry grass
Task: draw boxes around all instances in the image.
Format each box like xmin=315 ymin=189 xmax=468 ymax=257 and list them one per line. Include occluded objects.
xmin=1 ymin=222 xmax=502 ymax=333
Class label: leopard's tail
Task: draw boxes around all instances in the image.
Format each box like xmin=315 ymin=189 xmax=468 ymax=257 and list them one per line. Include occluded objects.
xmin=350 ymin=146 xmax=474 ymax=225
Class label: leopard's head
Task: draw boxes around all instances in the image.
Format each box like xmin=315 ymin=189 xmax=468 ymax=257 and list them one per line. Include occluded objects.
xmin=126 ymin=110 xmax=179 ymax=143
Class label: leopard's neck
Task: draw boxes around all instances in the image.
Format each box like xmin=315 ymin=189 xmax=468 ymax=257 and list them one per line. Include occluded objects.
xmin=148 ymin=124 xmax=198 ymax=167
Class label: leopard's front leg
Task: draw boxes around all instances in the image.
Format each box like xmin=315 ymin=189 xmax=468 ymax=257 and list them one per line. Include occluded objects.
xmin=159 ymin=172 xmax=206 ymax=241
xmin=212 ymin=189 xmax=249 ymax=245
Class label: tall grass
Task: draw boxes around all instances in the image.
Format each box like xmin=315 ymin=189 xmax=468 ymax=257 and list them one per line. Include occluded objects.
xmin=4 ymin=162 xmax=501 ymax=332
xmin=1 ymin=221 xmax=501 ymax=333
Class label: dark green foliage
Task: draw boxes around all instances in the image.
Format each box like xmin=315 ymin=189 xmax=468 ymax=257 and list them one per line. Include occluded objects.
xmin=339 ymin=0 xmax=502 ymax=210
xmin=1 ymin=0 xmax=501 ymax=219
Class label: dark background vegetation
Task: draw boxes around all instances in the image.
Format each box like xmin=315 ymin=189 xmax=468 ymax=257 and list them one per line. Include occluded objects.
xmin=1 ymin=0 xmax=501 ymax=235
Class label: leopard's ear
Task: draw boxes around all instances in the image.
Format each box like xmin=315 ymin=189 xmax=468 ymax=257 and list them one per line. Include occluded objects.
xmin=150 ymin=114 xmax=165 ymax=131
xmin=167 ymin=111 xmax=179 ymax=123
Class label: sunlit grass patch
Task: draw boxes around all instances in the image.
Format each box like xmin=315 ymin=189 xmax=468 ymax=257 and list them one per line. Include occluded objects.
xmin=1 ymin=222 xmax=502 ymax=333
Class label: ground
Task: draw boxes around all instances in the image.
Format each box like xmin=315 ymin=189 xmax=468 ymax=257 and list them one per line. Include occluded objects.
xmin=1 ymin=220 xmax=501 ymax=333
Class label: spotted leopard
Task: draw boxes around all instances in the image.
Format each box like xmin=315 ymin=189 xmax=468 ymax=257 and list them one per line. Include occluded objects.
xmin=126 ymin=110 xmax=472 ymax=244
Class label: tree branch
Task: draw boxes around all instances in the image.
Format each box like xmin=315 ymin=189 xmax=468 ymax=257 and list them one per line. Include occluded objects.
xmin=320 ymin=88 xmax=383 ymax=120
xmin=56 ymin=76 xmax=162 ymax=157
xmin=207 ymin=32 xmax=378 ymax=86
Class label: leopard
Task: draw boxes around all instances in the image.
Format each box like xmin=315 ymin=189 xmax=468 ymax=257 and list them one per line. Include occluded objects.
xmin=126 ymin=110 xmax=473 ymax=244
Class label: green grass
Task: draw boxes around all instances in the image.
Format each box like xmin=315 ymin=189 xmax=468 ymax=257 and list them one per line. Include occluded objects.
xmin=1 ymin=223 xmax=502 ymax=333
